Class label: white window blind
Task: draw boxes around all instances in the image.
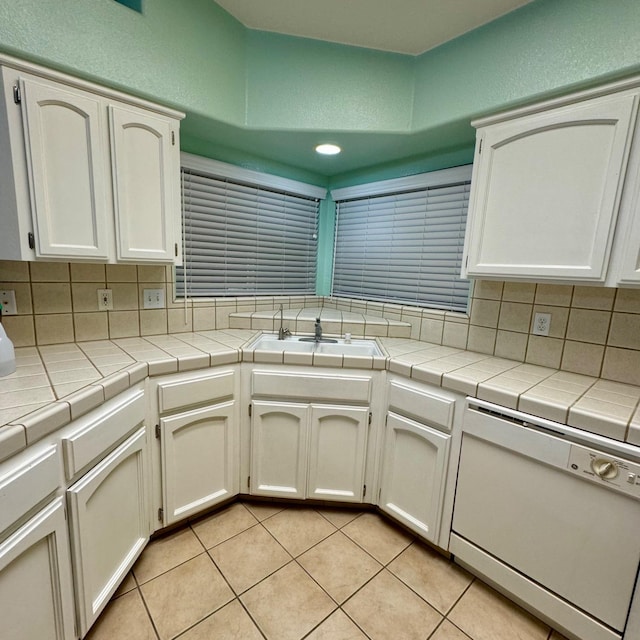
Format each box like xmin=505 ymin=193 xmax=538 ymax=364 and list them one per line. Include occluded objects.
xmin=177 ymin=169 xmax=319 ymax=297
xmin=332 ymin=174 xmax=471 ymax=312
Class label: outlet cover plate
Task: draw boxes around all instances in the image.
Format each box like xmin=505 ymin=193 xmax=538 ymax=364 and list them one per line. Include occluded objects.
xmin=533 ymin=312 xmax=551 ymax=337
xmin=0 ymin=290 xmax=17 ymax=315
xmin=97 ymin=289 xmax=113 ymax=311
xmin=143 ymin=288 xmax=165 ymax=309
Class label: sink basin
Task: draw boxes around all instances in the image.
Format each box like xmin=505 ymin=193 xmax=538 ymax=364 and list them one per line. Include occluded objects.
xmin=247 ymin=334 xmax=383 ymax=357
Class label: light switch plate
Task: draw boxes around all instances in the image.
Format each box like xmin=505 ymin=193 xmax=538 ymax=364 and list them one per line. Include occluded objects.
xmin=143 ymin=288 xmax=165 ymax=309
xmin=0 ymin=290 xmax=17 ymax=315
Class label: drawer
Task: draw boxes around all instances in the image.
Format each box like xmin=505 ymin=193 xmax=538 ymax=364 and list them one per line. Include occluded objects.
xmin=61 ymin=388 xmax=145 ymax=481
xmin=0 ymin=444 xmax=60 ymax=536
xmin=387 ymin=380 xmax=456 ymax=431
xmin=252 ymin=371 xmax=371 ymax=403
xmin=158 ymin=370 xmax=235 ymax=413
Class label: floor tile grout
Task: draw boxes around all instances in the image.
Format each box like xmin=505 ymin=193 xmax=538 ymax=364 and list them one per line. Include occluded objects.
xmin=94 ymin=501 xmax=559 ymax=640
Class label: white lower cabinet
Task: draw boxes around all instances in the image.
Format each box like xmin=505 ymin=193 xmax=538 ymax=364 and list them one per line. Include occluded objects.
xmin=0 ymin=497 xmax=76 ymax=640
xmin=379 ymin=412 xmax=450 ymax=543
xmin=250 ymin=401 xmax=308 ymax=499
xmin=307 ymin=404 xmax=369 ymax=502
xmin=160 ymin=400 xmax=237 ymax=525
xmin=250 ymin=401 xmax=370 ymax=502
xmin=67 ymin=427 xmax=150 ymax=636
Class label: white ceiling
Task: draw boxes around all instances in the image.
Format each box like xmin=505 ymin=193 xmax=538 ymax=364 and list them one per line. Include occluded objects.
xmin=214 ymin=0 xmax=534 ymax=55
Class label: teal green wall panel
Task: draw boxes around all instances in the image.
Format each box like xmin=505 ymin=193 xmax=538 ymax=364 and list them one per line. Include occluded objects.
xmin=316 ymin=197 xmax=337 ymax=296
xmin=412 ymin=0 xmax=640 ymax=131
xmin=246 ymin=31 xmax=414 ymax=131
xmin=0 ymin=0 xmax=247 ymax=125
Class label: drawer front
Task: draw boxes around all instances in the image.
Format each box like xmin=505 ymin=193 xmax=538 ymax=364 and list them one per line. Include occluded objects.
xmin=158 ymin=370 xmax=235 ymax=413
xmin=62 ymin=389 xmax=145 ymax=481
xmin=387 ymin=380 xmax=455 ymax=431
xmin=252 ymin=371 xmax=371 ymax=403
xmin=0 ymin=444 xmax=60 ymax=536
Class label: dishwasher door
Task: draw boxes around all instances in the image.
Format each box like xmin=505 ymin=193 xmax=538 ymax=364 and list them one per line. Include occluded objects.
xmin=452 ymin=402 xmax=640 ymax=634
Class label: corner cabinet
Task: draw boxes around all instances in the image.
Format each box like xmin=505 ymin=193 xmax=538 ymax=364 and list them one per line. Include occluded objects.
xmin=153 ymin=368 xmax=239 ymax=528
xmin=379 ymin=378 xmax=463 ymax=548
xmin=462 ymin=82 xmax=640 ymax=284
xmin=0 ymin=56 xmax=184 ymax=264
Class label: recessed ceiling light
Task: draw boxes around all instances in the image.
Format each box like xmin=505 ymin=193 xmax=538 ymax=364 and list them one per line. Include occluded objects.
xmin=315 ymin=143 xmax=341 ymax=155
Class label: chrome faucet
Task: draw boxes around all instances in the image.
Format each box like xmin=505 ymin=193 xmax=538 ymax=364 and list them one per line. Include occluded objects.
xmin=314 ymin=317 xmax=322 ymax=342
xmin=278 ymin=304 xmax=291 ymax=340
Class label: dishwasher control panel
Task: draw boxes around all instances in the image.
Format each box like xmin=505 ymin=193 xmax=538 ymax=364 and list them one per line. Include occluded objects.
xmin=567 ymin=445 xmax=640 ymax=498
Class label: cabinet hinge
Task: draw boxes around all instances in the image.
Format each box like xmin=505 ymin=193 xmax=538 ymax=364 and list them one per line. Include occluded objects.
xmin=158 ymin=507 xmax=164 ymax=522
xmin=368 ymin=412 xmax=372 ymax=425
xmin=27 ymin=232 xmax=35 ymax=250
xmin=155 ymin=424 xmax=161 ymax=439
xmin=478 ymin=138 xmax=483 ymax=154
xmin=171 ymin=131 xmax=175 ymax=146
xmin=363 ymin=484 xmax=367 ymax=499
xmin=13 ymin=84 xmax=21 ymax=104
xmin=248 ymin=404 xmax=252 ymax=417
xmin=174 ymin=242 xmax=178 ymax=257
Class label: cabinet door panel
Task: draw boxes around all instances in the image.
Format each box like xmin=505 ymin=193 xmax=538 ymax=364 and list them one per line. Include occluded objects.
xmin=380 ymin=413 xmax=450 ymax=543
xmin=67 ymin=427 xmax=149 ymax=636
xmin=465 ymin=93 xmax=638 ymax=282
xmin=109 ymin=105 xmax=175 ymax=262
xmin=307 ymin=405 xmax=368 ymax=502
xmin=161 ymin=401 xmax=237 ymax=525
xmin=250 ymin=401 xmax=308 ymax=499
xmin=0 ymin=498 xmax=76 ymax=640
xmin=20 ymin=77 xmax=109 ymax=259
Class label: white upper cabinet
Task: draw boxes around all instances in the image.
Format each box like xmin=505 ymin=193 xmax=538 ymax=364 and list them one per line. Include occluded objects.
xmin=20 ymin=76 xmax=111 ymax=260
xmin=110 ymin=105 xmax=178 ymax=262
xmin=463 ymin=84 xmax=640 ymax=284
xmin=0 ymin=55 xmax=184 ymax=263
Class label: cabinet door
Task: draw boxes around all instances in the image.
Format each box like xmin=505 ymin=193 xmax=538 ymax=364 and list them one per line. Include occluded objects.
xmin=67 ymin=427 xmax=149 ymax=636
xmin=20 ymin=76 xmax=110 ymax=259
xmin=250 ymin=401 xmax=308 ymax=499
xmin=465 ymin=92 xmax=638 ymax=282
xmin=379 ymin=413 xmax=450 ymax=543
xmin=109 ymin=105 xmax=176 ymax=262
xmin=0 ymin=498 xmax=76 ymax=640
xmin=161 ymin=401 xmax=237 ymax=526
xmin=307 ymin=404 xmax=369 ymax=503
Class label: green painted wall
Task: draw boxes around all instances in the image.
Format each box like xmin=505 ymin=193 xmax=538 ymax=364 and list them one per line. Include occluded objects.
xmin=0 ymin=0 xmax=247 ymax=125
xmin=411 ymin=0 xmax=640 ymax=132
xmin=246 ymin=31 xmax=414 ymax=131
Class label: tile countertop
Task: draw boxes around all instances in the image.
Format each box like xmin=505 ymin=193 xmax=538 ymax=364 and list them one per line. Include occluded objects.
xmin=1 ymin=332 xmax=640 ymax=463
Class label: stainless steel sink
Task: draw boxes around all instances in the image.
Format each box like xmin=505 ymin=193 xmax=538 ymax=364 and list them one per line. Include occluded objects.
xmin=246 ymin=334 xmax=383 ymax=357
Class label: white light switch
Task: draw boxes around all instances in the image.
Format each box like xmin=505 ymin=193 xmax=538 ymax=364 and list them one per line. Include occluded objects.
xmin=0 ymin=290 xmax=17 ymax=315
xmin=143 ymin=288 xmax=165 ymax=309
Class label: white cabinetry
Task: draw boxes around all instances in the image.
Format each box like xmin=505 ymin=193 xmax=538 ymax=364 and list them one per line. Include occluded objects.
xmin=0 ymin=55 xmax=183 ymax=263
xmin=379 ymin=378 xmax=462 ymax=547
xmin=153 ymin=369 xmax=239 ymax=528
xmin=463 ymin=82 xmax=640 ymax=284
xmin=0 ymin=445 xmax=75 ymax=640
xmin=247 ymin=369 xmax=375 ymax=503
xmin=63 ymin=386 xmax=149 ymax=637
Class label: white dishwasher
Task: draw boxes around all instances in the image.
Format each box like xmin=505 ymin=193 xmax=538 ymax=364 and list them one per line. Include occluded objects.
xmin=450 ymin=399 xmax=640 ymax=640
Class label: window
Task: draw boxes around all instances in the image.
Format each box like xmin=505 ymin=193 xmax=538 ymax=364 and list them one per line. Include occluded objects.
xmin=177 ymin=154 xmax=324 ymax=297
xmin=331 ymin=166 xmax=472 ymax=312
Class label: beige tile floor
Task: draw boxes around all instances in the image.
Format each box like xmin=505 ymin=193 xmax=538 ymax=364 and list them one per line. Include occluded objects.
xmin=87 ymin=502 xmax=569 ymax=640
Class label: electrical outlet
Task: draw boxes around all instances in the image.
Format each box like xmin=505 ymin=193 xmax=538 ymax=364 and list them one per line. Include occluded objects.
xmin=533 ymin=312 xmax=551 ymax=336
xmin=143 ymin=288 xmax=165 ymax=309
xmin=97 ymin=289 xmax=113 ymax=311
xmin=0 ymin=290 xmax=17 ymax=315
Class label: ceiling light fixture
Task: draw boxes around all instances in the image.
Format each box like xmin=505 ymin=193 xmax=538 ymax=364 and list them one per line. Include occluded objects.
xmin=315 ymin=143 xmax=341 ymax=155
